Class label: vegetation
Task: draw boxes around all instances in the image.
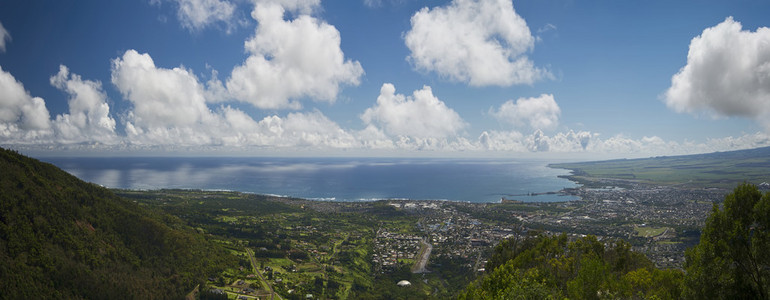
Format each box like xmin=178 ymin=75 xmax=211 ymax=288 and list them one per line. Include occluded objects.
xmin=120 ymin=190 xmax=472 ymax=299
xmin=550 ymin=146 xmax=770 ymax=188
xmin=0 ymin=148 xmax=236 ymax=299
xmin=2 ymin=145 xmax=768 ymax=299
xmin=684 ymin=183 xmax=770 ymax=299
xmin=460 ymin=233 xmax=683 ymax=299
xmin=463 ymin=183 xmax=770 ymax=300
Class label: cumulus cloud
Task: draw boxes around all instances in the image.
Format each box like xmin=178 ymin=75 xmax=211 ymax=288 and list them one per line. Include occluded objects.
xmin=225 ymin=109 xmax=350 ymax=147
xmin=111 ymin=50 xmax=244 ymax=146
xmin=476 ymin=128 xmax=770 ymax=157
xmin=490 ymin=94 xmax=560 ymax=130
xmin=249 ymin=110 xmax=357 ymax=148
xmin=259 ymin=0 xmax=320 ymax=15
xmin=665 ymin=17 xmax=770 ymax=129
xmin=361 ymin=83 xmax=466 ymax=139
xmin=404 ymin=0 xmax=548 ymax=86
xmin=172 ymin=0 xmax=236 ymax=31
xmin=0 ymin=66 xmax=52 ymax=142
xmin=478 ymin=129 xmax=592 ymax=152
xmin=112 ymin=50 xmax=216 ymax=131
xmin=0 ymin=22 xmax=10 ymax=53
xmin=478 ymin=130 xmax=526 ymax=151
xmin=226 ymin=1 xmax=364 ymax=109
xmin=4 ymin=46 xmax=770 ymax=156
xmin=50 ymin=65 xmax=117 ymax=143
xmin=109 ymin=49 xmax=358 ymax=149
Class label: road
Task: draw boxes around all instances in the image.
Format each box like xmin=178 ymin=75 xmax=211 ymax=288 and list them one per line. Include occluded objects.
xmin=245 ymin=248 xmax=282 ymax=300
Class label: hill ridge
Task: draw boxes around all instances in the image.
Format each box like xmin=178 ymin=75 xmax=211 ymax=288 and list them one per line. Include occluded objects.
xmin=0 ymin=147 xmax=234 ymax=299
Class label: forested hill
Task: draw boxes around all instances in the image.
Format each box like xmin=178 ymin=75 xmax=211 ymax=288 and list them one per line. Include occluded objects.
xmin=0 ymin=148 xmax=235 ymax=299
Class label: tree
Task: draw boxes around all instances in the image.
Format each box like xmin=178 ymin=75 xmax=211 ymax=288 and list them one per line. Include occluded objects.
xmin=684 ymin=183 xmax=770 ymax=299
xmin=461 ymin=234 xmax=682 ymax=299
xmin=459 ymin=267 xmax=557 ymax=300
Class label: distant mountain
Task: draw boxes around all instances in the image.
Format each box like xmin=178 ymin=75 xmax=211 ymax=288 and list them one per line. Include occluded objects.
xmin=550 ymin=146 xmax=770 ymax=188
xmin=0 ymin=148 xmax=235 ymax=299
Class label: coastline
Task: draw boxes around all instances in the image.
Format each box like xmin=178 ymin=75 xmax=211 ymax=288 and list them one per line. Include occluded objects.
xmin=46 ymin=156 xmax=579 ymax=203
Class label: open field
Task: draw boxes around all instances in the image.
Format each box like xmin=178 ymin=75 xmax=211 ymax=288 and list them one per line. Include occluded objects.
xmin=635 ymin=226 xmax=669 ymax=238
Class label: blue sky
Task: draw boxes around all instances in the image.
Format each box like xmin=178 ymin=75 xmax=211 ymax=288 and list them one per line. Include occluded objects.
xmin=1 ymin=0 xmax=769 ymax=158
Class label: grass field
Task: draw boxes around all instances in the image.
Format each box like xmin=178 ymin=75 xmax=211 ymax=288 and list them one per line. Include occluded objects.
xmin=635 ymin=226 xmax=668 ymax=238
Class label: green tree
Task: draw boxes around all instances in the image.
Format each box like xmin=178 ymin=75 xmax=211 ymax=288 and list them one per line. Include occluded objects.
xmin=684 ymin=183 xmax=770 ymax=299
xmin=461 ymin=234 xmax=682 ymax=299
xmin=459 ymin=267 xmax=557 ymax=300
xmin=567 ymin=256 xmax=611 ymax=300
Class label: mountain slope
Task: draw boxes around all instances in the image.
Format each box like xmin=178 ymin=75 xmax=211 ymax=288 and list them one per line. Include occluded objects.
xmin=0 ymin=148 xmax=235 ymax=299
xmin=550 ymin=146 xmax=770 ymax=188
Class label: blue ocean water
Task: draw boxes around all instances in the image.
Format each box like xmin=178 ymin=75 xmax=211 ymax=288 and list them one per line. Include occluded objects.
xmin=41 ymin=157 xmax=579 ymax=203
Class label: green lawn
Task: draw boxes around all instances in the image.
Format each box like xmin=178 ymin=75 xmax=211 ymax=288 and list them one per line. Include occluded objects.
xmin=635 ymin=226 xmax=668 ymax=237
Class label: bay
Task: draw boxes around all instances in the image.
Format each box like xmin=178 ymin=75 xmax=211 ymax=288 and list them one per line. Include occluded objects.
xmin=41 ymin=157 xmax=579 ymax=203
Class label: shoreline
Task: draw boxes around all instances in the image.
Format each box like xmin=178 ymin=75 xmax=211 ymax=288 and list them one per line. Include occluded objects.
xmin=112 ymin=187 xmax=582 ymax=204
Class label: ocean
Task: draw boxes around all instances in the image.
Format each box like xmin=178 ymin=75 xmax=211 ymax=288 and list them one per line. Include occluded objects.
xmin=41 ymin=157 xmax=580 ymax=203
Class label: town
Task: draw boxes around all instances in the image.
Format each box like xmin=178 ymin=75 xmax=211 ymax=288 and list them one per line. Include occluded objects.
xmin=120 ymin=182 xmax=727 ymax=299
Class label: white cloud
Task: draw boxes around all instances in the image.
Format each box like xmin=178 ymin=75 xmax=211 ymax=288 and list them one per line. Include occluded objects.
xmin=404 ymin=0 xmax=548 ymax=86
xmin=0 ymin=66 xmax=52 ymax=142
xmin=111 ymin=50 xmax=216 ymax=131
xmin=50 ymin=66 xmax=117 ymax=144
xmin=478 ymin=130 xmax=526 ymax=151
xmin=363 ymin=0 xmax=382 ymax=7
xmin=476 ymin=129 xmax=764 ymax=157
xmin=224 ymin=109 xmax=357 ymax=148
xmin=363 ymin=0 xmax=405 ymax=8
xmin=3 ymin=46 xmax=770 ymax=156
xmin=665 ymin=17 xmax=770 ymax=129
xmin=490 ymin=94 xmax=560 ymax=130
xmin=258 ymin=0 xmax=320 ymax=15
xmin=254 ymin=110 xmax=357 ymax=148
xmin=537 ymin=23 xmax=557 ymax=34
xmin=0 ymin=22 xmax=10 ymax=53
xmin=112 ymin=50 xmax=244 ymax=146
xmin=361 ymin=83 xmax=466 ymax=139
xmin=226 ymin=2 xmax=364 ymax=109
xmin=109 ymin=49 xmax=359 ymax=149
xmin=479 ymin=129 xmax=593 ymax=152
xmin=356 ymin=125 xmax=395 ymax=149
xmin=172 ymin=0 xmax=236 ymax=31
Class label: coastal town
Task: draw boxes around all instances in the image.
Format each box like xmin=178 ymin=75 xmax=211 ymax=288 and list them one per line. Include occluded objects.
xmin=121 ymin=181 xmax=730 ymax=299
xmin=368 ymin=182 xmax=722 ymax=272
xmin=274 ymin=181 xmax=724 ymax=272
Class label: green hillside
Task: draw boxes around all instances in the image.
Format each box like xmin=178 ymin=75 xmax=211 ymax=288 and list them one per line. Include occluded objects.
xmin=550 ymin=146 xmax=770 ymax=188
xmin=0 ymin=148 xmax=236 ymax=299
